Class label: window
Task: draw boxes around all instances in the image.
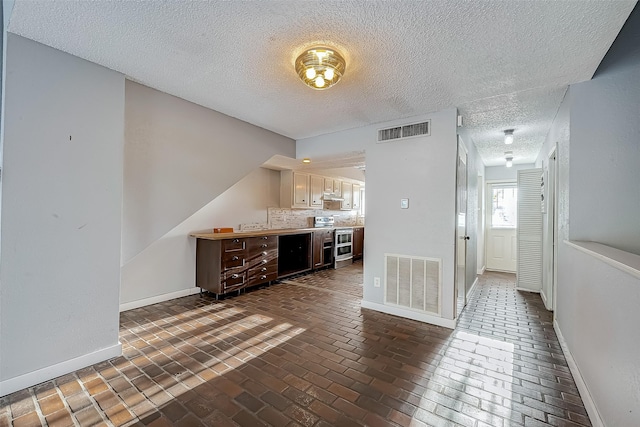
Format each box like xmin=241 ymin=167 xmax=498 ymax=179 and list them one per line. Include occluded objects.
xmin=491 ymin=185 xmax=517 ymax=228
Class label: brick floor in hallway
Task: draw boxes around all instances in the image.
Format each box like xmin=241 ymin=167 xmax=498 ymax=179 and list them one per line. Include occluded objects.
xmin=0 ymin=265 xmax=591 ymax=426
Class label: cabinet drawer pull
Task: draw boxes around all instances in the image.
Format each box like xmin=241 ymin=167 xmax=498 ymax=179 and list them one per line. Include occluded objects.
xmin=231 ymin=274 xmax=239 ymax=279
xmin=261 ymin=244 xmax=268 ymax=248
xmin=262 ymin=251 xmax=268 ymax=256
xmin=260 ymin=275 xmax=267 ymax=280
xmin=261 ymin=236 xmax=268 ymax=240
xmin=261 ymin=260 xmax=268 ymax=264
xmin=232 ymin=256 xmax=239 ymax=261
xmin=232 ymin=239 xmax=240 ymax=243
xmin=260 ymin=267 xmax=267 ymax=272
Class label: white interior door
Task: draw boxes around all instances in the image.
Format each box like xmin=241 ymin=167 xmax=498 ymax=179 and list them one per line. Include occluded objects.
xmin=455 ymin=142 xmax=468 ymax=317
xmin=486 ymin=182 xmax=517 ymax=272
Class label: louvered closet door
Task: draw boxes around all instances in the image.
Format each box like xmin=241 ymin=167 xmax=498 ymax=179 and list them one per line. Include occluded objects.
xmin=517 ymin=169 xmax=543 ymax=292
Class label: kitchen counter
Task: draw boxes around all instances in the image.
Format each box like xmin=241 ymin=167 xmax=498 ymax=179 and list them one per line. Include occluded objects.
xmin=191 ymin=226 xmax=363 ymax=241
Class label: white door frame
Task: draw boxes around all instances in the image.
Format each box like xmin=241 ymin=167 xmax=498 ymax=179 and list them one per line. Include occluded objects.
xmin=543 ymin=145 xmax=559 ymax=312
xmin=477 ymin=173 xmax=485 ymax=275
xmin=485 ymin=179 xmax=518 ymax=273
xmin=454 ymin=137 xmax=468 ymax=318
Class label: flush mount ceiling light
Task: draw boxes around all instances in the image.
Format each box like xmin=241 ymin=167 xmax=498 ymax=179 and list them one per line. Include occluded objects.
xmin=295 ymin=46 xmax=346 ymax=90
xmin=505 ymin=151 xmax=514 ymax=168
xmin=302 ymin=158 xmax=311 ymax=164
xmin=504 ymin=129 xmax=515 ymax=145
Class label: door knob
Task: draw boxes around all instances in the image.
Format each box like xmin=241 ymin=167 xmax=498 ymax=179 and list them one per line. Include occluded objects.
xmin=465 ymin=236 xmax=470 ymax=240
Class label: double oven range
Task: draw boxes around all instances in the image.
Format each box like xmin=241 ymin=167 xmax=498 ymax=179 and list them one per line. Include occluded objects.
xmin=313 ymin=216 xmax=353 ymax=269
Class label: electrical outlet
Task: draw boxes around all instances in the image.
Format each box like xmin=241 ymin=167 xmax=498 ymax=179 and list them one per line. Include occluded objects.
xmin=374 ymin=277 xmax=381 ymax=288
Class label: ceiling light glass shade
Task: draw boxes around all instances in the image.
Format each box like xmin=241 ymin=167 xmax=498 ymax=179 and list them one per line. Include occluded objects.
xmin=302 ymin=158 xmax=311 ymax=163
xmin=505 ymin=157 xmax=513 ymax=167
xmin=504 ymin=129 xmax=514 ymax=145
xmin=295 ymin=47 xmax=346 ymax=90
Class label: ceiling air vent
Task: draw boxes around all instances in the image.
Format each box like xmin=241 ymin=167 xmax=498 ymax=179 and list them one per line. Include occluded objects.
xmin=377 ymin=120 xmax=430 ymax=143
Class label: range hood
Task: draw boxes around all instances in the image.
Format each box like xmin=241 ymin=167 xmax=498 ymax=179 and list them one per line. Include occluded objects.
xmin=322 ymin=192 xmax=344 ymax=202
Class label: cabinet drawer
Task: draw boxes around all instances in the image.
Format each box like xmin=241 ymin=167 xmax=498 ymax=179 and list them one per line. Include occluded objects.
xmin=248 ymin=249 xmax=277 ymax=268
xmin=249 ymin=271 xmax=278 ymax=286
xmin=221 ymin=271 xmax=246 ymax=291
xmin=249 ymin=262 xmax=278 ymax=277
xmin=221 ymin=253 xmax=246 ymax=269
xmin=248 ymin=235 xmax=277 ymax=251
xmin=222 ymin=238 xmax=246 ymax=252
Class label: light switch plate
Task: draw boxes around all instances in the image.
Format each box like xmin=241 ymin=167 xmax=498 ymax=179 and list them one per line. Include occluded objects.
xmin=400 ymin=198 xmax=409 ymax=209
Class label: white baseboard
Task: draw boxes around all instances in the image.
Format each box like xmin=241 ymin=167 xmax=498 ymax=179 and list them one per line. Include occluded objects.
xmin=361 ymin=301 xmax=456 ymax=329
xmin=516 ymin=287 xmax=541 ymax=294
xmin=553 ymin=320 xmax=604 ymax=427
xmin=477 ymin=266 xmax=486 ymax=275
xmin=0 ymin=343 xmax=122 ymax=397
xmin=540 ymin=290 xmax=550 ymax=310
xmin=467 ymin=277 xmax=479 ymax=298
xmin=120 ymin=287 xmax=201 ymax=312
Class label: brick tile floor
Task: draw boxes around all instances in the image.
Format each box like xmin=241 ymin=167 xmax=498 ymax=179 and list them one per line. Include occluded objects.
xmin=0 ymin=266 xmax=591 ymax=426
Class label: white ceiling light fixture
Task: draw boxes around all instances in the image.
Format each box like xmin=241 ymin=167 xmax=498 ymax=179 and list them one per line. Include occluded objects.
xmin=505 ymin=151 xmax=514 ymax=168
xmin=504 ymin=129 xmax=515 ymax=145
xmin=295 ymin=46 xmax=346 ymax=90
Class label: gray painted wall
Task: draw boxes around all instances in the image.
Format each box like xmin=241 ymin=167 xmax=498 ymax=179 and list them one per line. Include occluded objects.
xmin=566 ymin=4 xmax=639 ymax=255
xmin=1 ymin=35 xmax=124 ymax=388
xmin=122 ymin=81 xmax=295 ymax=264
xmin=569 ymin=64 xmax=640 ymax=255
xmin=533 ymin=7 xmax=640 ymax=425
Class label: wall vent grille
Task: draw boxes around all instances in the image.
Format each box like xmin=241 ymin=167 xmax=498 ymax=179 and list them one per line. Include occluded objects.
xmin=384 ymin=253 xmax=441 ymax=315
xmin=377 ymin=120 xmax=430 ymax=142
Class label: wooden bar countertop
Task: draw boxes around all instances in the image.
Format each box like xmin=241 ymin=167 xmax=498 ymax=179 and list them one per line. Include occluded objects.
xmin=191 ymin=226 xmax=363 ymax=241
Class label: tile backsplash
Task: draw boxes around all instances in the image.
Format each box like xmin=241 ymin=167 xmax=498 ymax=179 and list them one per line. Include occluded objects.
xmin=240 ymin=208 xmax=361 ymax=231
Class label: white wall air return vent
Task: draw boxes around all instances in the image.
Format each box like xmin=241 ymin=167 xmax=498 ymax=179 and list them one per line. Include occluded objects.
xmin=384 ymin=254 xmax=441 ymax=316
xmin=377 ymin=120 xmax=430 ymax=143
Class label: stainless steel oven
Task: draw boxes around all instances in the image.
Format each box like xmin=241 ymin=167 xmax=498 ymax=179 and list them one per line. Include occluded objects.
xmin=334 ymin=228 xmax=353 ymax=269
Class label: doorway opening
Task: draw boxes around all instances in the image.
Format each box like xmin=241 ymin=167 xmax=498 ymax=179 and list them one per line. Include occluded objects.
xmin=485 ymin=182 xmax=518 ymax=273
xmin=542 ymin=146 xmax=558 ymax=311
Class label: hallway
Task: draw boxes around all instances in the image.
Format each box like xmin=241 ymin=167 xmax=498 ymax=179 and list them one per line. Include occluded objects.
xmin=0 ymin=267 xmax=590 ymax=426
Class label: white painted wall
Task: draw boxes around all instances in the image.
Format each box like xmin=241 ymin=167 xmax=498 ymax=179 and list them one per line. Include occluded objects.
xmin=298 ymin=110 xmax=459 ymax=325
xmin=557 ymin=243 xmax=640 ymax=427
xmin=296 ymin=126 xmax=369 ymax=159
xmin=484 ymin=163 xmax=535 ymax=181
xmin=120 ymin=167 xmax=280 ymax=308
xmin=0 ymin=35 xmax=124 ymax=395
xmin=123 ymin=81 xmax=295 ymax=264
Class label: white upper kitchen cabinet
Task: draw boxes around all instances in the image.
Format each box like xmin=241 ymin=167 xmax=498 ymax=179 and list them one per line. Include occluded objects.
xmin=280 ymin=170 xmax=310 ymax=208
xmin=333 ymin=179 xmax=342 ymax=197
xmin=310 ymin=175 xmax=324 ymax=207
xmin=341 ymin=181 xmax=353 ymax=210
xmin=324 ymin=178 xmax=334 ymax=193
xmin=352 ymin=183 xmax=361 ymax=210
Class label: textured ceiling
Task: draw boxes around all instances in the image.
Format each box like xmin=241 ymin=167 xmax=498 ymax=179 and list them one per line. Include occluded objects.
xmin=7 ymin=1 xmax=636 ymax=166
